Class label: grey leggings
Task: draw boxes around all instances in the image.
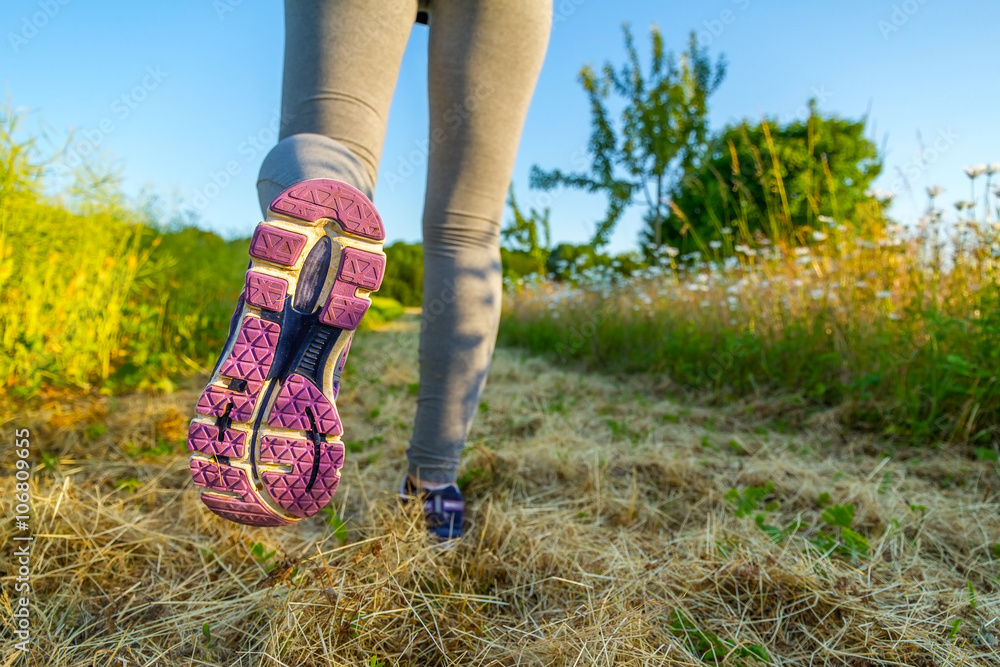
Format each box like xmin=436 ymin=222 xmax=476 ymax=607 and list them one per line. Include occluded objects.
xmin=256 ymin=0 xmax=551 ymax=483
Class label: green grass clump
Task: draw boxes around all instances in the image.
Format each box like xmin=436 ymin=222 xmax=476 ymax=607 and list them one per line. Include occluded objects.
xmin=0 ymin=115 xmax=249 ymax=398
xmin=501 ymin=180 xmax=1000 ymax=446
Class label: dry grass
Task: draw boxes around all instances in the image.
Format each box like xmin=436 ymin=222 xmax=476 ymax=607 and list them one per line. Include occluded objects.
xmin=2 ymin=314 xmax=999 ymax=666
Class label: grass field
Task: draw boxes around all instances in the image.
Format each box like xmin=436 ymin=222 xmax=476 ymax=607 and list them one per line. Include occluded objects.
xmin=501 ymin=206 xmax=1000 ymax=448
xmin=3 ymin=313 xmax=999 ymax=665
xmin=3 ymin=116 xmax=1000 ymax=665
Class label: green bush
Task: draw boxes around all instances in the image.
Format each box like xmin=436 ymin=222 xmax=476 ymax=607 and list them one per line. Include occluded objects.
xmin=381 ymin=241 xmax=423 ymax=306
xmin=361 ymin=296 xmax=405 ymax=327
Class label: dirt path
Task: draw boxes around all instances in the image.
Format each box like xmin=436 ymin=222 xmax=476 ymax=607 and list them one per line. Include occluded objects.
xmin=4 ymin=314 xmax=999 ymax=665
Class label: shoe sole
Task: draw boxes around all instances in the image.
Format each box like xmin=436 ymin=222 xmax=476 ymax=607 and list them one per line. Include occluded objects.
xmin=187 ymin=179 xmax=385 ymax=526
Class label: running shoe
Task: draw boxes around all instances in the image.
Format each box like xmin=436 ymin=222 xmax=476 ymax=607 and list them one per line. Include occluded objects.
xmin=398 ymin=476 xmax=465 ymax=540
xmin=187 ymin=178 xmax=386 ymax=526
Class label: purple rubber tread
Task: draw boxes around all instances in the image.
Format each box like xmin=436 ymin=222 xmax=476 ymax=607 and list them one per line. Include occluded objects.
xmin=319 ymin=281 xmax=371 ymax=330
xmin=266 ymin=374 xmax=343 ymax=435
xmin=190 ymin=178 xmax=386 ymax=526
xmin=317 ymin=247 xmax=385 ymax=329
xmin=190 ymin=459 xmax=290 ymax=526
xmin=219 ymin=317 xmax=280 ymax=383
xmin=337 ymin=248 xmax=385 ymax=291
xmin=260 ymin=436 xmax=346 ymax=517
xmin=196 ymin=382 xmax=261 ymax=423
xmin=249 ymin=225 xmax=308 ymax=266
xmin=187 ymin=423 xmax=247 ymax=458
xmin=269 ymin=181 xmax=386 ymax=241
xmin=245 ymin=272 xmax=288 ymax=312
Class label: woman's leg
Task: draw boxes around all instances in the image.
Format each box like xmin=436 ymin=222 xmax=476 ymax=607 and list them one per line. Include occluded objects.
xmin=257 ymin=0 xmax=418 ymax=210
xmin=407 ymin=0 xmax=552 ymax=484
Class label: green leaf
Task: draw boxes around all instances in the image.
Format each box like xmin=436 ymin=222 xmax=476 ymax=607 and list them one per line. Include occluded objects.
xmin=743 ymin=644 xmax=770 ymax=662
xmin=838 ymin=527 xmax=870 ymax=559
xmin=974 ymin=447 xmax=998 ymax=462
xmin=820 ymin=503 xmax=855 ymax=528
xmin=725 ymin=482 xmax=774 ymax=518
xmin=321 ymin=508 xmax=349 ymax=543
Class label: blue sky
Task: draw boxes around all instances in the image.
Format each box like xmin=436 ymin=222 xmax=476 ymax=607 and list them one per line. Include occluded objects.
xmin=3 ymin=0 xmax=998 ymax=253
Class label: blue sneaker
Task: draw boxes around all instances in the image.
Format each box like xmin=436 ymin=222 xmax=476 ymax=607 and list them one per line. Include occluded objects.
xmin=398 ymin=477 xmax=464 ymax=540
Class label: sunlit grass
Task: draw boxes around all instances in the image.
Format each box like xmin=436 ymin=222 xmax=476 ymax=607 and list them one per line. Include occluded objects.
xmin=0 ymin=111 xmax=399 ymax=401
xmin=5 ymin=317 xmax=999 ymax=665
xmin=502 ymin=177 xmax=1000 ymax=446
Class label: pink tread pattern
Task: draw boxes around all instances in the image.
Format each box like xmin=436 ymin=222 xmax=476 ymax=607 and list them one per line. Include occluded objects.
xmin=245 ymin=271 xmax=287 ymax=312
xmin=187 ymin=423 xmax=247 ymax=458
xmin=260 ymin=436 xmax=346 ymax=517
xmin=249 ymin=225 xmax=307 ymax=266
xmin=191 ymin=179 xmax=388 ymax=527
xmin=319 ymin=281 xmax=370 ymax=330
xmin=190 ymin=459 xmax=289 ymax=526
xmin=337 ymin=248 xmax=385 ymax=291
xmin=219 ymin=317 xmax=281 ymax=383
xmin=196 ymin=382 xmax=260 ymax=423
xmin=266 ymin=374 xmax=343 ymax=435
xmin=269 ymin=181 xmax=385 ymax=241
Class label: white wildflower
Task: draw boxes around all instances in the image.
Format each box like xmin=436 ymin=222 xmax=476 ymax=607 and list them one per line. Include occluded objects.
xmin=964 ymin=164 xmax=988 ymax=179
xmin=812 ymin=231 xmax=827 ymax=241
xmin=720 ymin=227 xmax=733 ymax=235
xmin=709 ymin=240 xmax=722 ymax=249
xmin=876 ymin=290 xmax=892 ymax=299
xmin=866 ymin=188 xmax=895 ymax=201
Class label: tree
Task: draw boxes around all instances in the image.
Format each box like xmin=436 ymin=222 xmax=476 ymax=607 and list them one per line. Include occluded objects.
xmin=502 ymin=186 xmax=551 ymax=269
xmin=530 ymin=25 xmax=726 ymax=248
xmin=657 ymin=102 xmax=884 ymax=251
